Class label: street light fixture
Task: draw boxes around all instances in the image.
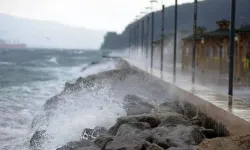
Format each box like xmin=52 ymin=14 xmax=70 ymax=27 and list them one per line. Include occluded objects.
xmin=201 ymin=37 xmax=205 ymax=44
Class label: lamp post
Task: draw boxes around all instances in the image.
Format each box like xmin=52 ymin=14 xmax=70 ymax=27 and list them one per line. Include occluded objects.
xmin=160 ymin=4 xmax=165 ymax=73
xmin=201 ymin=37 xmax=205 ymax=73
xmin=192 ymin=0 xmax=198 ymax=84
xmin=173 ymin=0 xmax=178 ymax=82
xmin=140 ymin=12 xmax=146 ymax=60
xmin=150 ymin=0 xmax=158 ymax=70
xmin=228 ymin=0 xmax=236 ymax=99
xmin=146 ymin=7 xmax=152 ymax=67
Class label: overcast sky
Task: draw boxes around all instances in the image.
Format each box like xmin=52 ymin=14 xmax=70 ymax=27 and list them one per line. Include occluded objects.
xmin=0 ymin=0 xmax=196 ymax=32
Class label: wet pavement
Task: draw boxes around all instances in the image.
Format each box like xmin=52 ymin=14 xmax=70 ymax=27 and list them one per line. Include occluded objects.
xmin=124 ymin=58 xmax=250 ymax=122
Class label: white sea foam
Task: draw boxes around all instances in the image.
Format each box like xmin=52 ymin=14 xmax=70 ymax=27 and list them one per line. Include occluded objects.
xmin=0 ymin=61 xmax=15 ymax=65
xmin=47 ymin=57 xmax=58 ymax=64
xmin=0 ymin=58 xmax=130 ymax=150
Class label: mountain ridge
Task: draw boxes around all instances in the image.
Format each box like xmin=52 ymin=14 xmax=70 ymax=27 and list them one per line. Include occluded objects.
xmin=100 ymin=0 xmax=250 ymax=50
xmin=0 ymin=13 xmax=106 ymax=49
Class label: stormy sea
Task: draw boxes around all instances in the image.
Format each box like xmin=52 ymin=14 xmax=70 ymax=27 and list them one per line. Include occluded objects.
xmin=0 ymin=49 xmax=170 ymax=150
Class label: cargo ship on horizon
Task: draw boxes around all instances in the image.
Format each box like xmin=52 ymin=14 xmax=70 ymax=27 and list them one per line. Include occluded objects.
xmin=0 ymin=39 xmax=26 ymax=49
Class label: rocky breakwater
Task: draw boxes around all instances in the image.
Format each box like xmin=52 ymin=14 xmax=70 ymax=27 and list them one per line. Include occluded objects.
xmin=29 ymin=58 xmax=250 ymax=150
xmin=53 ymin=94 xmax=226 ymax=150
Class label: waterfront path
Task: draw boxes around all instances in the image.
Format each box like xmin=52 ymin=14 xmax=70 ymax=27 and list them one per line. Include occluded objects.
xmin=124 ymin=58 xmax=250 ymax=122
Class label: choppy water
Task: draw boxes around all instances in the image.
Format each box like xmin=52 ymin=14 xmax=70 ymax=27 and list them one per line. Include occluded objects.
xmin=0 ymin=49 xmax=107 ymax=149
xmin=0 ymin=49 xmax=172 ymax=150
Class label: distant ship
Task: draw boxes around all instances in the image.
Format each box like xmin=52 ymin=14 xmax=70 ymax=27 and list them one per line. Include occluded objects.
xmin=0 ymin=39 xmax=26 ymax=49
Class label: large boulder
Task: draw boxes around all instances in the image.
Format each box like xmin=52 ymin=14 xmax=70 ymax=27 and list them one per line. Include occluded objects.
xmin=116 ymin=123 xmax=149 ymax=136
xmin=56 ymin=139 xmax=96 ymax=150
xmin=117 ymin=114 xmax=161 ymax=128
xmin=30 ymin=130 xmax=47 ymax=150
xmin=107 ymin=117 xmax=151 ymax=136
xmin=158 ymin=115 xmax=191 ymax=127
xmin=147 ymin=143 xmax=164 ymax=150
xmin=105 ymin=134 xmax=148 ymax=150
xmin=167 ymin=146 xmax=197 ymax=150
xmin=123 ymin=95 xmax=155 ymax=116
xmin=151 ymin=125 xmax=204 ymax=148
xmin=81 ymin=127 xmax=107 ymax=141
xmin=94 ymin=135 xmax=114 ymax=149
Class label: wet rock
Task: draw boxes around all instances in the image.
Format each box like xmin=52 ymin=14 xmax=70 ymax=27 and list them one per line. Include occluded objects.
xmin=82 ymin=128 xmax=94 ymax=140
xmin=44 ymin=95 xmax=61 ymax=111
xmin=190 ymin=119 xmax=202 ymax=127
xmin=92 ymin=127 xmax=107 ymax=137
xmin=31 ymin=114 xmax=43 ymax=129
xmin=76 ymin=146 xmax=101 ymax=150
xmin=147 ymin=143 xmax=164 ymax=150
xmin=30 ymin=130 xmax=47 ymax=150
xmin=159 ymin=101 xmax=185 ymax=115
xmin=64 ymin=82 xmax=75 ymax=91
xmin=56 ymin=139 xmax=93 ymax=150
xmin=159 ymin=116 xmax=191 ymax=127
xmin=123 ymin=95 xmax=155 ymax=116
xmin=107 ymin=117 xmax=137 ymax=136
xmin=81 ymin=127 xmax=107 ymax=141
xmin=151 ymin=125 xmax=204 ymax=148
xmin=158 ymin=102 xmax=178 ymax=113
xmin=116 ymin=124 xmax=146 ymax=136
xmin=139 ymin=130 xmax=153 ymax=143
xmin=105 ymin=134 xmax=148 ymax=150
xmin=199 ymin=128 xmax=217 ymax=139
xmin=167 ymin=146 xmax=197 ymax=150
xmin=107 ymin=117 xmax=151 ymax=136
xmin=94 ymin=135 xmax=113 ymax=149
xmin=117 ymin=114 xmax=161 ymax=128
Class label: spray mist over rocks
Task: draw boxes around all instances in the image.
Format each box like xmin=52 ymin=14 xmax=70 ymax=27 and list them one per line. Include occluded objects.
xmin=28 ymin=58 xmax=174 ymax=150
xmin=27 ymin=57 xmax=236 ymax=150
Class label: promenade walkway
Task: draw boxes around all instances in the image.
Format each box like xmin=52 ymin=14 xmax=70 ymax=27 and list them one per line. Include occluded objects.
xmin=124 ymin=58 xmax=250 ymax=122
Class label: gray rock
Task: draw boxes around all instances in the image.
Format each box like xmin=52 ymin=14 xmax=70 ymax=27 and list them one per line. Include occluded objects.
xmin=105 ymin=134 xmax=148 ymax=150
xmin=44 ymin=95 xmax=61 ymax=111
xmin=167 ymin=146 xmax=197 ymax=150
xmin=30 ymin=130 xmax=47 ymax=150
xmin=107 ymin=117 xmax=151 ymax=136
xmin=116 ymin=124 xmax=143 ymax=136
xmin=151 ymin=125 xmax=204 ymax=148
xmin=151 ymin=127 xmax=173 ymax=149
xmin=199 ymin=128 xmax=217 ymax=139
xmin=81 ymin=127 xmax=107 ymax=141
xmin=76 ymin=146 xmax=100 ymax=150
xmin=147 ymin=143 xmax=164 ymax=150
xmin=117 ymin=114 xmax=161 ymax=128
xmin=56 ymin=139 xmax=92 ymax=150
xmin=139 ymin=130 xmax=153 ymax=143
xmin=159 ymin=116 xmax=191 ymax=127
xmin=82 ymin=128 xmax=94 ymax=140
xmin=94 ymin=135 xmax=113 ymax=149
xmin=92 ymin=127 xmax=107 ymax=137
xmin=158 ymin=102 xmax=177 ymax=113
xmin=123 ymin=95 xmax=155 ymax=116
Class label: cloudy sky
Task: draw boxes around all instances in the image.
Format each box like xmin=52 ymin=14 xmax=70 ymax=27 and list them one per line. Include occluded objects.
xmin=0 ymin=0 xmax=196 ymax=32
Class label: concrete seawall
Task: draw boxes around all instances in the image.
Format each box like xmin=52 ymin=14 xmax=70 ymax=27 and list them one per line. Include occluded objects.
xmin=124 ymin=58 xmax=250 ymax=136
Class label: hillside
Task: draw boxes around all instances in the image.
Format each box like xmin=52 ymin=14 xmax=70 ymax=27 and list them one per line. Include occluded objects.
xmin=0 ymin=14 xmax=106 ymax=49
xmin=100 ymin=0 xmax=250 ymax=50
